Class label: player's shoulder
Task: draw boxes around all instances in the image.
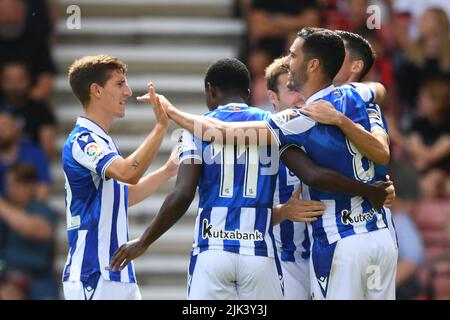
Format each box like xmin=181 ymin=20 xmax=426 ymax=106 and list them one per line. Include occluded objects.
xmin=340 ymin=82 xmax=375 ymax=103
xmin=269 ymin=108 xmax=315 ymax=130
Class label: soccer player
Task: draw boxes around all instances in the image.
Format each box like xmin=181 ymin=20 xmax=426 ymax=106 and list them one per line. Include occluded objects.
xmin=298 ymin=30 xmax=398 ymax=245
xmin=61 ymin=55 xmax=177 ymax=300
xmin=265 ymin=57 xmax=311 ymax=300
xmin=152 ymin=28 xmax=398 ymax=300
xmin=109 ymin=58 xmax=393 ymax=300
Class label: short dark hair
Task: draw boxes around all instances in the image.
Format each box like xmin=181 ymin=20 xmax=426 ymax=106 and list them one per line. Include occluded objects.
xmin=297 ymin=27 xmax=345 ymax=81
xmin=68 ymin=55 xmax=127 ymax=107
xmin=204 ymin=58 xmax=250 ymax=97
xmin=335 ymin=30 xmax=375 ymax=81
xmin=6 ymin=163 xmax=37 ymax=184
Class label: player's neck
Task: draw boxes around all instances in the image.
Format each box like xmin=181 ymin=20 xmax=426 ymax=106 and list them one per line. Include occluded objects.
xmin=302 ymin=79 xmax=333 ymax=102
xmin=345 ymin=74 xmax=360 ymax=84
xmin=216 ymin=96 xmax=246 ymax=108
xmin=83 ymin=105 xmax=114 ymax=134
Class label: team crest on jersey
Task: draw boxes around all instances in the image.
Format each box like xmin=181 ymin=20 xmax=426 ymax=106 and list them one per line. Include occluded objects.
xmin=84 ymin=142 xmax=105 ymax=165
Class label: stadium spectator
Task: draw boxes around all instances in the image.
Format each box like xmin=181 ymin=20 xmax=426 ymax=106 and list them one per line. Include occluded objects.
xmin=392 ymin=0 xmax=450 ymax=50
xmin=0 ymin=61 xmax=57 ymax=159
xmin=395 ymin=8 xmax=450 ymax=111
xmin=0 ymin=0 xmax=56 ymax=101
xmin=0 ymin=110 xmax=51 ymax=200
xmin=423 ymin=253 xmax=450 ymax=300
xmin=0 ymin=164 xmax=58 ymax=299
xmin=25 ymin=0 xmax=59 ymax=45
xmin=392 ymin=209 xmax=425 ymax=299
xmin=0 ymin=269 xmax=29 ymax=300
xmin=404 ymin=78 xmax=450 ymax=199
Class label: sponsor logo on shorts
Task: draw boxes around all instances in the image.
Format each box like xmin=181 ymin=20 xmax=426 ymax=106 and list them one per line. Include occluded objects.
xmin=201 ymin=219 xmax=263 ymax=241
xmin=341 ymin=209 xmax=376 ymax=225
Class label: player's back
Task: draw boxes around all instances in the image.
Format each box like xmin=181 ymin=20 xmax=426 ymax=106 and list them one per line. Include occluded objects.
xmin=181 ymin=103 xmax=279 ymax=257
xmin=198 ymin=103 xmax=277 ymax=209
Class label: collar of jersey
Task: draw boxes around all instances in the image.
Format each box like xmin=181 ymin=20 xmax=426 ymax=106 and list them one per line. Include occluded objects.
xmin=217 ymin=102 xmax=249 ymax=110
xmin=76 ymin=116 xmax=110 ymax=140
xmin=305 ymin=84 xmax=336 ymax=104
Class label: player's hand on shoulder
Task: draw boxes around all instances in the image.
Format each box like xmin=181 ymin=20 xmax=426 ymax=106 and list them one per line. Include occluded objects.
xmin=109 ymin=238 xmax=148 ymax=272
xmin=299 ymin=99 xmax=341 ymax=125
xmin=281 ymin=186 xmax=325 ymax=223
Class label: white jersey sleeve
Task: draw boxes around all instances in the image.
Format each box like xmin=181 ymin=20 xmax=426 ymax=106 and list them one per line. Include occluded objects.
xmin=71 ymin=131 xmax=120 ymax=179
xmin=265 ymin=108 xmax=316 ymax=147
xmin=366 ymin=103 xmax=385 ymax=132
xmin=178 ymin=129 xmax=203 ymax=163
xmin=346 ymin=82 xmax=376 ymax=104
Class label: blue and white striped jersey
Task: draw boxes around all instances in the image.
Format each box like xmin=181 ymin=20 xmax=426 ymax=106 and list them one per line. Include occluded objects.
xmin=272 ymin=164 xmax=310 ymax=262
xmin=62 ymin=116 xmax=136 ymax=283
xmin=179 ymin=103 xmax=280 ymax=257
xmin=266 ymin=84 xmax=388 ymax=246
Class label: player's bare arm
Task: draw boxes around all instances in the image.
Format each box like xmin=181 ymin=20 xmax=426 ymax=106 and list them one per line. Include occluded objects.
xmin=281 ymin=146 xmax=394 ymax=211
xmin=299 ymin=100 xmax=390 ymax=165
xmin=363 ymin=81 xmax=386 ymax=104
xmin=105 ymin=84 xmax=168 ymax=184
xmin=109 ymin=161 xmax=201 ymax=271
xmin=138 ymin=91 xmax=276 ymax=145
xmin=127 ymin=147 xmax=179 ymax=207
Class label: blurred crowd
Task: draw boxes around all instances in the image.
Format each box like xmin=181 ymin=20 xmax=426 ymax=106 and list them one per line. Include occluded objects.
xmin=0 ymin=0 xmax=59 ymax=300
xmin=0 ymin=0 xmax=448 ymax=300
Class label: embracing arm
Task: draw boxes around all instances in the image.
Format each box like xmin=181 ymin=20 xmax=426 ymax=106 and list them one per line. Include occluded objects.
xmin=299 ymin=100 xmax=390 ymax=165
xmin=363 ymin=81 xmax=386 ymax=105
xmin=333 ymin=115 xmax=389 ymax=165
xmin=109 ymin=161 xmax=200 ymax=271
xmin=280 ymin=146 xmax=390 ymax=211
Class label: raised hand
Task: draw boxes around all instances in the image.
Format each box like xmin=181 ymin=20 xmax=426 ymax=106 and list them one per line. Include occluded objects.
xmin=137 ymin=85 xmax=175 ymax=116
xmin=137 ymin=83 xmax=168 ymax=128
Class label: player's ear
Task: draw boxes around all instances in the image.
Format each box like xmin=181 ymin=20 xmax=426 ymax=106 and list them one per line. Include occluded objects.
xmin=207 ymin=83 xmax=218 ymax=98
xmin=308 ymin=58 xmax=320 ymax=74
xmin=267 ymin=90 xmax=278 ymax=105
xmin=351 ymin=60 xmax=364 ymax=75
xmin=90 ymin=83 xmax=102 ymax=99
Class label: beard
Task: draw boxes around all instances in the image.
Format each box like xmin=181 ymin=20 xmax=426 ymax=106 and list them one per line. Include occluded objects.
xmin=287 ymin=63 xmax=308 ymax=92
